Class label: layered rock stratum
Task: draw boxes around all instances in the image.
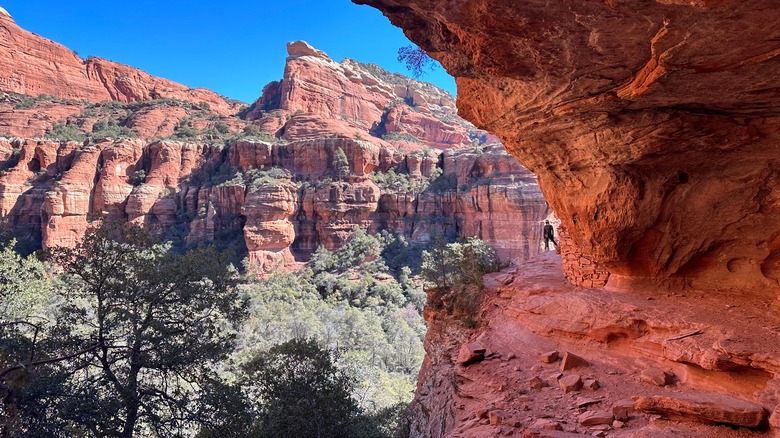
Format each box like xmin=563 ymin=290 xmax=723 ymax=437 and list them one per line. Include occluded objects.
xmin=0 ymin=13 xmax=549 ymax=268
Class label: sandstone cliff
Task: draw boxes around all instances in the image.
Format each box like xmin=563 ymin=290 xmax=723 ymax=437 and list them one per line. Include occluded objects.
xmin=0 ymin=135 xmax=548 ymax=270
xmin=244 ymin=41 xmax=486 ymax=150
xmin=0 ymin=17 xmax=549 ymax=266
xmin=353 ymin=1 xmax=780 ymax=437
xmin=356 ymin=0 xmax=780 ymax=293
xmin=0 ymin=12 xmax=236 ymax=114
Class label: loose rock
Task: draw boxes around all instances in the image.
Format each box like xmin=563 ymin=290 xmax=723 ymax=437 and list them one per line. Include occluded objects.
xmin=612 ymin=399 xmax=634 ymax=422
xmin=560 ymin=352 xmax=590 ymax=371
xmin=583 ymin=378 xmax=600 ymax=390
xmin=558 ymin=375 xmax=583 ymax=393
xmin=633 ymin=392 xmax=766 ymax=428
xmin=639 ymin=367 xmax=674 ymax=386
xmin=457 ymin=342 xmax=486 ymax=366
xmin=489 ymin=409 xmax=506 ymax=425
xmin=578 ymin=411 xmax=613 ymax=426
xmin=530 ymin=376 xmax=549 ymax=389
xmin=531 ymin=418 xmax=563 ymax=430
xmin=540 ymin=351 xmax=560 ymax=363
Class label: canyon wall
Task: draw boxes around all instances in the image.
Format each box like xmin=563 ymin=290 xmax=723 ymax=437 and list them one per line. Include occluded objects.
xmin=0 ymin=12 xmax=236 ymax=114
xmin=0 ymin=136 xmax=548 ymax=269
xmin=355 ymin=0 xmax=780 ymax=293
xmin=0 ymin=17 xmax=550 ymax=264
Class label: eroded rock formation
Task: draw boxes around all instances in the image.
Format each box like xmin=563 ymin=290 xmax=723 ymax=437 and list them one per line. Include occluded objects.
xmin=0 ymin=12 xmax=235 ymax=114
xmin=355 ymin=0 xmax=780 ymax=292
xmin=0 ymin=16 xmax=550 ymax=265
xmin=0 ymin=136 xmax=548 ymax=269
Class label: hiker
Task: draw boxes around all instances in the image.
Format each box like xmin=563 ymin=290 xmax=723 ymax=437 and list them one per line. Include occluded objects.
xmin=543 ymin=220 xmax=557 ymax=251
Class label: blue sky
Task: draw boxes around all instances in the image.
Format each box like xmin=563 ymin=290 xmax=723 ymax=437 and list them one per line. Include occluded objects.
xmin=1 ymin=1 xmax=456 ymax=103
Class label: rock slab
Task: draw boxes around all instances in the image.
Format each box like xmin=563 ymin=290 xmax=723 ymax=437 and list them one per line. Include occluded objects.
xmin=633 ymin=393 xmax=766 ymax=428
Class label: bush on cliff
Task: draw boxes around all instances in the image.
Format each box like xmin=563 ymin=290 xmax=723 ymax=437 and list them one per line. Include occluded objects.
xmin=44 ymin=121 xmax=86 ymax=142
xmin=421 ymin=236 xmax=502 ymax=326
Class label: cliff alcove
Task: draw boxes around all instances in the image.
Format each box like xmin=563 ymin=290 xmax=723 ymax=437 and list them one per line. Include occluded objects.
xmin=354 ymin=0 xmax=780 ymax=293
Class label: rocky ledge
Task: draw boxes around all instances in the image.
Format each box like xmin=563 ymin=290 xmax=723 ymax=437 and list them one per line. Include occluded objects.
xmin=410 ymin=253 xmax=780 ymax=437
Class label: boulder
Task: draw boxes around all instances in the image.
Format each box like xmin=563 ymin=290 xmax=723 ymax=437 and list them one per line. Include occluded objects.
xmin=457 ymin=343 xmax=486 ymax=366
xmin=558 ymin=375 xmax=583 ymax=393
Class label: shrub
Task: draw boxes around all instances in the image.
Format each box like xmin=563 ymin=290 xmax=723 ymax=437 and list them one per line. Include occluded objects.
xmin=421 ymin=236 xmax=502 ymax=325
xmin=44 ymin=121 xmax=86 ymax=142
xmin=380 ymin=131 xmax=424 ymax=145
xmin=171 ymin=119 xmax=200 ymax=140
xmin=91 ymin=118 xmax=137 ymax=139
xmin=131 ymin=169 xmax=146 ymax=186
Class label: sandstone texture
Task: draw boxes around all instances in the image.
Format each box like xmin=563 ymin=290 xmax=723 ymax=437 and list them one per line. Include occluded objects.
xmin=406 ymin=253 xmax=780 ymax=437
xmin=634 ymin=393 xmax=766 ymax=428
xmin=355 ymin=0 xmax=780 ymax=292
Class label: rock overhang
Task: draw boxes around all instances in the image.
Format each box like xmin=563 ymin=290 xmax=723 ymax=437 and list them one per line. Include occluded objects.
xmin=354 ymin=0 xmax=780 ymax=292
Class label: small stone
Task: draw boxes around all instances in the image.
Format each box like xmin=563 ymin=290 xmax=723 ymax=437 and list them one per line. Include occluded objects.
xmin=591 ymin=431 xmax=606 ymax=438
xmin=530 ymin=418 xmax=563 ymax=430
xmin=612 ymin=420 xmax=625 ymax=428
xmin=489 ymin=409 xmax=506 ymax=425
xmin=559 ymin=374 xmax=583 ymax=393
xmin=540 ymin=351 xmax=560 ymax=363
xmin=578 ymin=411 xmax=613 ymax=426
xmin=457 ymin=342 xmax=486 ymax=366
xmin=508 ymin=353 xmax=517 ymax=360
xmin=639 ymin=367 xmax=674 ymax=386
xmin=477 ymin=407 xmax=490 ymax=419
xmin=576 ymin=398 xmax=601 ymax=409
xmin=612 ymin=399 xmax=634 ymax=422
xmin=532 ymin=364 xmax=544 ymax=372
xmin=530 ymin=376 xmax=549 ymax=389
xmin=508 ymin=418 xmax=523 ymax=427
xmin=583 ymin=378 xmax=600 ymax=390
xmin=560 ymin=352 xmax=590 ymax=371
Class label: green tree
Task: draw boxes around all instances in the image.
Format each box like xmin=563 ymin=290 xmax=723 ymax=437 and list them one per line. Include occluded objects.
xmin=243 ymin=338 xmax=360 ymax=438
xmin=420 ymin=234 xmax=458 ymax=290
xmin=332 ymin=147 xmax=350 ymax=182
xmin=38 ymin=222 xmax=246 ymax=437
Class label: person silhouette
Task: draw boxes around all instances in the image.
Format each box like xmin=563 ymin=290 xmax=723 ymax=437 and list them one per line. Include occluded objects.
xmin=543 ymin=220 xmax=557 ymax=251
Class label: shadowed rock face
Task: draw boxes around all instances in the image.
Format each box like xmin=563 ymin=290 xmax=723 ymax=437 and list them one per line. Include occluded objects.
xmin=354 ymin=0 xmax=780 ymax=292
